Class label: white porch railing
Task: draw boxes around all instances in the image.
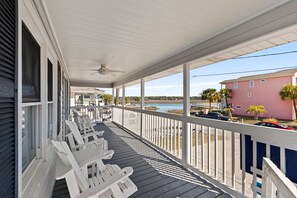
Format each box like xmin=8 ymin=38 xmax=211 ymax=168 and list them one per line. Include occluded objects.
xmin=70 ymin=106 xmax=112 ymax=122
xmin=262 ymin=158 xmax=297 ymax=198
xmin=112 ymin=106 xmax=297 ymax=198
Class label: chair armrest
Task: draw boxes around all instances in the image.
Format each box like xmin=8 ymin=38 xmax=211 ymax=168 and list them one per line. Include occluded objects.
xmin=55 ymin=158 xmax=72 ymax=180
xmin=93 ymin=130 xmax=104 ymax=136
xmin=73 ymin=150 xmax=115 ymax=168
xmin=70 ymin=138 xmax=104 ymax=150
xmin=81 ymin=131 xmax=104 ymax=141
xmin=77 ymin=167 xmax=133 ymax=198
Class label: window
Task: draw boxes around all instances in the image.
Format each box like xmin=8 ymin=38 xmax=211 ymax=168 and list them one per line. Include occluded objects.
xmin=250 ymin=80 xmax=254 ymax=88
xmin=236 ymin=105 xmax=242 ymax=109
xmin=47 ymin=59 xmax=53 ymax=138
xmin=260 ymin=79 xmax=266 ymax=83
xmin=234 ymin=82 xmax=238 ymax=89
xmin=22 ymin=107 xmax=36 ymax=170
xmin=48 ymin=59 xmax=53 ymax=101
xmin=248 ymin=93 xmax=252 ymax=97
xmin=22 ymin=23 xmax=41 ymax=171
xmin=22 ymin=23 xmax=41 ymax=102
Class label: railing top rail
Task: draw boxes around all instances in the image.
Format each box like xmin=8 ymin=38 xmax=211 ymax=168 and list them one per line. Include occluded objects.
xmin=263 ymin=158 xmax=297 ymax=198
xmin=114 ymin=105 xmax=184 ymax=121
xmin=70 ymin=105 xmax=111 ymax=109
xmin=113 ymin=106 xmax=297 ymax=151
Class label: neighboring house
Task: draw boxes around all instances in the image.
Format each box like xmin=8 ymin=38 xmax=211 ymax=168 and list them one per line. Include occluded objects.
xmin=220 ymin=69 xmax=297 ymax=120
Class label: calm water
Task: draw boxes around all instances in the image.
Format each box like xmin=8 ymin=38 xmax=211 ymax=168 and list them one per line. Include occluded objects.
xmin=145 ymin=103 xmax=183 ymax=112
xmin=145 ymin=103 xmax=218 ymax=113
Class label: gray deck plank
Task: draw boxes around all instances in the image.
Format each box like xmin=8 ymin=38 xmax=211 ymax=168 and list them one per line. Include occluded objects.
xmin=135 ymin=180 xmax=188 ymax=198
xmin=154 ymin=182 xmax=201 ymax=198
xmin=52 ymin=122 xmax=233 ymax=198
xmin=178 ymin=186 xmax=210 ymax=198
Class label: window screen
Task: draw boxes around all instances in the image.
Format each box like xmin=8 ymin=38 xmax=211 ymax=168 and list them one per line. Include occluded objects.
xmin=22 ymin=23 xmax=40 ymax=102
xmin=48 ymin=59 xmax=53 ymax=101
xmin=22 ymin=107 xmax=36 ymax=170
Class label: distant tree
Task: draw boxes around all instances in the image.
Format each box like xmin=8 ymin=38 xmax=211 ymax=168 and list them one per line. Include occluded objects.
xmin=102 ymin=94 xmax=112 ymax=105
xmin=279 ymin=84 xmax=297 ymax=119
xmin=245 ymin=105 xmax=268 ymax=120
xmin=223 ymin=107 xmax=234 ymax=120
xmin=134 ymin=96 xmax=141 ymax=103
xmin=125 ymin=97 xmax=129 ymax=104
xmin=200 ymin=88 xmax=220 ymax=111
xmin=220 ymin=88 xmax=232 ymax=107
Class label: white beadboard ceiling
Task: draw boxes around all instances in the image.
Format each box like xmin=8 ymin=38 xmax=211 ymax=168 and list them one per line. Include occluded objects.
xmin=44 ymin=0 xmax=290 ymax=85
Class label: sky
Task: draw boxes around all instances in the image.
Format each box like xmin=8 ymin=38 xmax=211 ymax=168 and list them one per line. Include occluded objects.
xmin=103 ymin=41 xmax=297 ymax=97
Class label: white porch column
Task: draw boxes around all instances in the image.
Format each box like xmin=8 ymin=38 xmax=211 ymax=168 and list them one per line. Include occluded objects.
xmin=111 ymin=87 xmax=114 ymax=122
xmin=122 ymin=84 xmax=125 ymax=127
xmin=182 ymin=64 xmax=191 ymax=165
xmin=140 ymin=78 xmax=145 ymax=139
xmin=111 ymin=88 xmax=114 ymax=105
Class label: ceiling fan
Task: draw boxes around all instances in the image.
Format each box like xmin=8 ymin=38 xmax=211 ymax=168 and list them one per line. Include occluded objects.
xmin=81 ymin=64 xmax=125 ymax=76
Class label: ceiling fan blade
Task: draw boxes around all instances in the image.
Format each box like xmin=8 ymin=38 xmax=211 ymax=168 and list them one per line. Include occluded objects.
xmin=106 ymin=68 xmax=125 ymax=73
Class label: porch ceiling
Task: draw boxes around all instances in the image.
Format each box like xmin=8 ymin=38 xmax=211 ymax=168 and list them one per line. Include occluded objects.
xmin=43 ymin=0 xmax=293 ymax=87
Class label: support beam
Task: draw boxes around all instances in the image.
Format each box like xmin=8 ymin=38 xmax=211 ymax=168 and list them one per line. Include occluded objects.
xmin=111 ymin=88 xmax=114 ymax=122
xmin=111 ymin=88 xmax=114 ymax=105
xmin=182 ymin=64 xmax=190 ymax=165
xmin=140 ymin=78 xmax=145 ymax=139
xmin=70 ymin=81 xmax=113 ymax=88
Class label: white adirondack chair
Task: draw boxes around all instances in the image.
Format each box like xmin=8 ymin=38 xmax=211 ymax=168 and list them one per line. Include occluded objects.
xmin=52 ymin=141 xmax=137 ymax=198
xmin=72 ymin=109 xmax=98 ymax=135
xmin=65 ymin=120 xmax=108 ymax=152
xmin=52 ymin=140 xmax=114 ymax=177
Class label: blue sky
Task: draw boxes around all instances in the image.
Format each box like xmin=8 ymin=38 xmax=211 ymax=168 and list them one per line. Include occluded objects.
xmin=106 ymin=41 xmax=297 ymax=96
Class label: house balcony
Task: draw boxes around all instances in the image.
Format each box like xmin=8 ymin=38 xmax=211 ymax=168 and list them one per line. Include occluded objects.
xmin=49 ymin=105 xmax=297 ymax=198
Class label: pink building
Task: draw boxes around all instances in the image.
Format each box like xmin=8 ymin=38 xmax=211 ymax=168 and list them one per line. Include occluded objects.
xmin=220 ymin=69 xmax=297 ymax=120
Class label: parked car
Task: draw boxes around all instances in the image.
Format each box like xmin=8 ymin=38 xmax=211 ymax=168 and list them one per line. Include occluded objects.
xmin=254 ymin=121 xmax=293 ymax=130
xmin=195 ymin=112 xmax=231 ymax=121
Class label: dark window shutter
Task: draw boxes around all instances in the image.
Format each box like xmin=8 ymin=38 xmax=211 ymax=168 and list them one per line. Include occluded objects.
xmin=0 ymin=0 xmax=18 ymax=197
xmin=57 ymin=62 xmax=61 ymax=134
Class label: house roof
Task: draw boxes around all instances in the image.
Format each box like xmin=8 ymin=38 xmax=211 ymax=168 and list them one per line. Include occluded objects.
xmin=220 ymin=68 xmax=297 ymax=84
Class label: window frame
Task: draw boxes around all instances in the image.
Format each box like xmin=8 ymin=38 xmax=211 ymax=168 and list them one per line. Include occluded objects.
xmin=234 ymin=82 xmax=238 ymax=89
xmin=249 ymin=80 xmax=255 ymax=88
xmin=236 ymin=105 xmax=242 ymax=109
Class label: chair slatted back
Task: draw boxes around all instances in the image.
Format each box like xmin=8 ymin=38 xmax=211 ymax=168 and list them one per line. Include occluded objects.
xmin=65 ymin=120 xmax=85 ymax=145
xmin=51 ymin=140 xmax=90 ymax=191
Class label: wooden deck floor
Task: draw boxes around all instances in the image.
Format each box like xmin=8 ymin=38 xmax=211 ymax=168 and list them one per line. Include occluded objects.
xmin=52 ymin=122 xmax=232 ymax=198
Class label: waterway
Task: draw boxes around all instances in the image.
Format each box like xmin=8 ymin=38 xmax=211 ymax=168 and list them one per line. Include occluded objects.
xmin=145 ymin=103 xmax=218 ymax=113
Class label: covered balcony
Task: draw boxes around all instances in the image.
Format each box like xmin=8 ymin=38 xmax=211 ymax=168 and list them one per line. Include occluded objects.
xmin=2 ymin=0 xmax=297 ymax=198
